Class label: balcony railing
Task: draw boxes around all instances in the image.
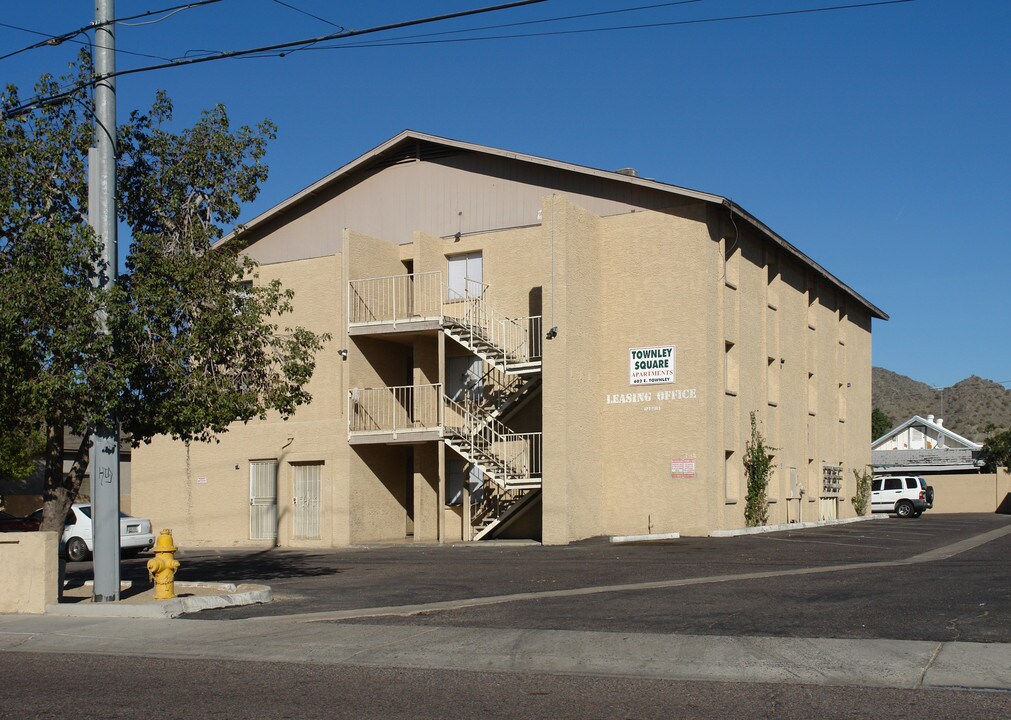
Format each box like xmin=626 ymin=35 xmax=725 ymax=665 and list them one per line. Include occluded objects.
xmin=348 ymin=272 xmax=542 ymax=368
xmin=347 ymin=271 xmax=442 ymax=327
xmin=348 ymin=383 xmax=443 ymax=435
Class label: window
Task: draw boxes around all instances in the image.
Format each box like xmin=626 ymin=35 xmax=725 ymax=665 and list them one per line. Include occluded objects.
xmin=724 ymin=237 xmax=740 ymax=289
xmin=725 ymin=341 xmax=738 ymax=396
xmin=807 ymin=277 xmax=817 ymax=329
xmin=767 ymin=357 xmax=779 ymax=406
xmin=872 ymin=479 xmax=883 ymax=492
xmin=766 ymin=252 xmax=779 ymax=309
xmin=905 ymin=478 xmax=918 ymax=490
xmin=884 ymin=478 xmax=902 ymax=491
xmin=447 ymin=251 xmax=483 ymax=300
xmin=725 ymin=450 xmax=738 ymax=503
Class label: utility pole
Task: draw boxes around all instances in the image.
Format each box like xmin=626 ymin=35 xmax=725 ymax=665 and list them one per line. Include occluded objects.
xmin=88 ymin=0 xmax=120 ymax=603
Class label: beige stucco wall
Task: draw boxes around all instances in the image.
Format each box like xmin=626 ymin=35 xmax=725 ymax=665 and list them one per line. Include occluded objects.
xmin=925 ymin=470 xmax=1011 ymax=514
xmin=132 ymin=253 xmax=343 ymax=547
xmin=0 ymin=531 xmax=58 ymax=614
xmin=132 ymin=187 xmax=878 ymax=546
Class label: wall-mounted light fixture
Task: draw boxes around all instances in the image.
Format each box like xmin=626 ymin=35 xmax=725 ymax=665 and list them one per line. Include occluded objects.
xmin=546 ymin=326 xmax=558 ymax=340
xmin=338 ymin=348 xmax=348 ymax=360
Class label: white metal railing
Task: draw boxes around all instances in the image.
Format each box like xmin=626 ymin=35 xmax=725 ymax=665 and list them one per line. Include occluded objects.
xmin=507 ymin=432 xmax=542 ymax=478
xmin=443 ymin=292 xmax=542 ymax=368
xmin=347 ymin=271 xmax=442 ymax=328
xmin=348 ymin=383 xmax=443 ymax=435
xmin=444 ymin=395 xmax=541 ymax=486
xmin=347 ymin=272 xmax=541 ymax=370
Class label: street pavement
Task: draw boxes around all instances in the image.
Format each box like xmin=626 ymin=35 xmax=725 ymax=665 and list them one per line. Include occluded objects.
xmin=1 ymin=513 xmax=1010 ymax=717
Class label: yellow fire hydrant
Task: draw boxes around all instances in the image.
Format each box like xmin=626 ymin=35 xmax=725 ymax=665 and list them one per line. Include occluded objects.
xmin=147 ymin=529 xmax=180 ymax=600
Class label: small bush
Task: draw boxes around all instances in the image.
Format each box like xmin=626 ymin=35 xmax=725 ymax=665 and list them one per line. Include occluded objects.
xmin=852 ymin=467 xmax=872 ymax=516
xmin=744 ymin=412 xmax=775 ymax=527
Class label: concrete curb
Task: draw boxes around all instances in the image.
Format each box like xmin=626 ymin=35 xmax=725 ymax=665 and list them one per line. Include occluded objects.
xmin=709 ymin=514 xmax=885 ymax=537
xmin=609 ymin=532 xmax=681 ymax=543
xmin=45 ymin=582 xmax=272 ymax=619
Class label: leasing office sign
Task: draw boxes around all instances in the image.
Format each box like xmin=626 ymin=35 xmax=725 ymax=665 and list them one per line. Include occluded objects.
xmin=629 ymin=345 xmax=675 ymax=385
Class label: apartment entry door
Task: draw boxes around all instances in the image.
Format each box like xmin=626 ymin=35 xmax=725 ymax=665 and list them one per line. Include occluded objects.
xmin=447 ymin=356 xmax=483 ymax=405
xmin=447 ymin=252 xmax=483 ymax=300
xmin=292 ymin=463 xmax=322 ymax=540
xmin=249 ymin=460 xmax=278 ymax=541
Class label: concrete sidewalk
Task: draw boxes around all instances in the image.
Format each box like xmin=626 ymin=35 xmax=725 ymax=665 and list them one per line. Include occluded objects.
xmin=2 ymin=516 xmax=1008 ymax=693
xmin=0 ymin=613 xmax=1009 ymax=692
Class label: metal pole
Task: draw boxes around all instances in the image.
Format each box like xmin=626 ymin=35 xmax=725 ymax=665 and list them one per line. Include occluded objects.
xmin=89 ymin=0 xmax=120 ymax=603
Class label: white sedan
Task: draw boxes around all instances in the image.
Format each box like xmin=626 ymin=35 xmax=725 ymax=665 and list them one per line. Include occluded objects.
xmin=30 ymin=503 xmax=155 ymax=562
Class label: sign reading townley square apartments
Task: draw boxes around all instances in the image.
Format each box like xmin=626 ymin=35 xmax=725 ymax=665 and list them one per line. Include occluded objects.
xmin=629 ymin=345 xmax=675 ymax=385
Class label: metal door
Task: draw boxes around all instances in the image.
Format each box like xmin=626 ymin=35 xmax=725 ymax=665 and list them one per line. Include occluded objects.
xmin=249 ymin=460 xmax=278 ymax=540
xmin=447 ymin=252 xmax=483 ymax=300
xmin=293 ymin=463 xmax=322 ymax=540
xmin=819 ymin=497 xmax=838 ymax=521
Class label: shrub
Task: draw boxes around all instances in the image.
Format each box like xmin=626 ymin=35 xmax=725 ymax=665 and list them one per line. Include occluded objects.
xmin=744 ymin=412 xmax=775 ymax=527
xmin=852 ymin=467 xmax=872 ymax=516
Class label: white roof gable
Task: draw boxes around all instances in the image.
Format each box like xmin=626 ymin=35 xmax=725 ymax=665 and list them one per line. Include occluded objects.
xmin=872 ymin=415 xmax=982 ymax=451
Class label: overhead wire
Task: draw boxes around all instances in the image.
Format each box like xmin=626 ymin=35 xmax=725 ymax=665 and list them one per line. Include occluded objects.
xmin=105 ymin=0 xmax=225 ymax=27
xmin=269 ymin=0 xmax=343 ymax=29
xmin=0 ymin=1 xmax=222 ymax=63
xmin=3 ymin=0 xmax=920 ymax=118
xmin=2 ymin=0 xmax=547 ymax=118
xmin=322 ymin=0 xmax=709 ymax=45
xmin=316 ymin=0 xmax=918 ymax=51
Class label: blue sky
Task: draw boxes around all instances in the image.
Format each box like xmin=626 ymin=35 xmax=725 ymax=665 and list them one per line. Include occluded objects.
xmin=3 ymin=0 xmax=1008 ymax=389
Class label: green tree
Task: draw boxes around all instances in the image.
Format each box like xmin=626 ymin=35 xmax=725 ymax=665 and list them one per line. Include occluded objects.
xmin=1 ymin=57 xmax=327 ymax=532
xmin=980 ymin=429 xmax=1011 ymax=473
xmin=871 ymin=407 xmax=893 ymax=440
xmin=743 ymin=412 xmax=774 ymax=527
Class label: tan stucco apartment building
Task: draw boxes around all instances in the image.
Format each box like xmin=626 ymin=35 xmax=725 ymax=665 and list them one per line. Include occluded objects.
xmin=132 ymin=131 xmax=887 ymax=547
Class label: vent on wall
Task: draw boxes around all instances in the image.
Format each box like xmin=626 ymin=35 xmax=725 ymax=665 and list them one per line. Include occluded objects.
xmin=367 ymin=142 xmax=466 ymax=172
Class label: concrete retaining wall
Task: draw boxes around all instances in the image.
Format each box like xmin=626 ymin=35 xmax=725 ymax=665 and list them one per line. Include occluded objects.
xmin=926 ymin=470 xmax=1011 ymax=514
xmin=0 ymin=531 xmax=58 ymax=614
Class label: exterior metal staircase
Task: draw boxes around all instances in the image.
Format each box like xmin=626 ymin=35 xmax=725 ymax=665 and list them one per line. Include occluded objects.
xmin=442 ymin=295 xmax=541 ymax=376
xmin=347 ymin=271 xmax=542 ymax=540
xmin=443 ymin=396 xmax=541 ymax=492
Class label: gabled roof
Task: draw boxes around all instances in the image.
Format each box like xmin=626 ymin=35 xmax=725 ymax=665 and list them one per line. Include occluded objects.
xmin=872 ymin=415 xmax=982 ymax=451
xmin=224 ymin=129 xmax=887 ymax=320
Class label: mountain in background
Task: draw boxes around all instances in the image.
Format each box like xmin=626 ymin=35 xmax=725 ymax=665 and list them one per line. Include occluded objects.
xmin=872 ymin=368 xmax=1011 ymax=442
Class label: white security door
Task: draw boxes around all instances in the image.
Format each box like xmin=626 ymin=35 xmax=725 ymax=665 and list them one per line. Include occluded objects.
xmin=819 ymin=497 xmax=838 ymax=521
xmin=447 ymin=252 xmax=483 ymax=300
xmin=293 ymin=463 xmax=322 ymax=540
xmin=249 ymin=460 xmax=278 ymax=541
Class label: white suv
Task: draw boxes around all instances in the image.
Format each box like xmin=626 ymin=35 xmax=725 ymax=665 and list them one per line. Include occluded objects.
xmin=871 ymin=475 xmax=934 ymax=518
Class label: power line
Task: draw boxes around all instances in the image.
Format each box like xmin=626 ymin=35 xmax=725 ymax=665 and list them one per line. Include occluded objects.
xmin=110 ymin=0 xmax=225 ymax=27
xmin=0 ymin=2 xmax=222 ymax=63
xmin=186 ymin=0 xmax=711 ymax=63
xmin=2 ymin=0 xmax=547 ymax=118
xmin=269 ymin=0 xmax=343 ymax=29
xmin=319 ymin=0 xmax=709 ymax=45
xmin=317 ymin=0 xmax=917 ymax=50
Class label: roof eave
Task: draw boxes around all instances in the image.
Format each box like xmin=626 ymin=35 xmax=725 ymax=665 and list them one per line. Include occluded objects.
xmin=219 ymin=130 xmax=887 ymax=321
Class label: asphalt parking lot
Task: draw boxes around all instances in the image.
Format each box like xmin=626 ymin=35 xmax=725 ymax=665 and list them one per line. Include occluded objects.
xmin=68 ymin=513 xmax=1011 ymax=642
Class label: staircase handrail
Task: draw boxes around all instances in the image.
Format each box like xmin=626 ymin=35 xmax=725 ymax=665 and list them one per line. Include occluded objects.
xmin=442 ymin=284 xmax=540 ymax=368
xmin=443 ymin=394 xmax=539 ymax=486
